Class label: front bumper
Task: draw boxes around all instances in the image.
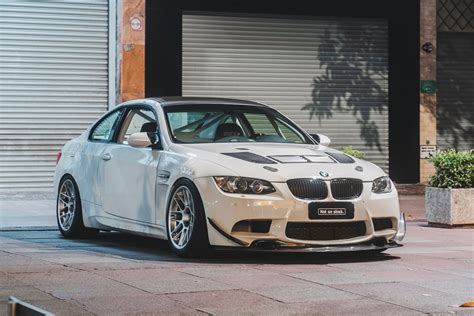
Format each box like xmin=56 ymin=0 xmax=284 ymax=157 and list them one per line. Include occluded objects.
xmin=194 ymin=177 xmax=404 ymax=249
xmin=214 ymin=239 xmax=402 ymax=253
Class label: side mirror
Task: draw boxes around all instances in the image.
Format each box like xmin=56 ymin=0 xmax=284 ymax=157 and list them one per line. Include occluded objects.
xmin=128 ymin=132 xmax=152 ymax=148
xmin=310 ymin=133 xmax=331 ymax=147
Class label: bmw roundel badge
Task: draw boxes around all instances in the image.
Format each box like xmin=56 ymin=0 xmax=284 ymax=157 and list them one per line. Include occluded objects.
xmin=319 ymin=170 xmax=329 ymax=178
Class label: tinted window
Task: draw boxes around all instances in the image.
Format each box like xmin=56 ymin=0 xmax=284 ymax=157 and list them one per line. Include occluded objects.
xmin=164 ymin=105 xmax=310 ymax=144
xmin=90 ymin=110 xmax=121 ymax=142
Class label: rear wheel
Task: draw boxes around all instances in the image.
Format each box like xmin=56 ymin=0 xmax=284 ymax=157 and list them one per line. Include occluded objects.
xmin=166 ymin=179 xmax=211 ymax=257
xmin=57 ymin=175 xmax=98 ymax=238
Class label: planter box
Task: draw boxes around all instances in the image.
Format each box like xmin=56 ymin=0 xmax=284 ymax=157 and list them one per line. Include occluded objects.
xmin=425 ymin=187 xmax=474 ymax=226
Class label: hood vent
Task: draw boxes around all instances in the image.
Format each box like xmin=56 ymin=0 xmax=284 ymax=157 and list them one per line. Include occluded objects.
xmin=325 ymin=152 xmax=355 ymax=163
xmin=222 ymin=152 xmax=277 ymax=164
xmin=269 ymin=155 xmax=335 ymax=163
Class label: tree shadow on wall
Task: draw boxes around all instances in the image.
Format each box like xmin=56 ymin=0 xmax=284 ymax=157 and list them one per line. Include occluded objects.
xmin=437 ymin=33 xmax=474 ymax=150
xmin=302 ymin=24 xmax=388 ymax=151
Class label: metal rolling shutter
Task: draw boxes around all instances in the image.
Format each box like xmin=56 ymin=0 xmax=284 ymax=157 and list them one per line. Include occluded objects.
xmin=437 ymin=32 xmax=474 ymax=151
xmin=183 ymin=14 xmax=389 ymax=171
xmin=0 ymin=1 xmax=112 ymax=191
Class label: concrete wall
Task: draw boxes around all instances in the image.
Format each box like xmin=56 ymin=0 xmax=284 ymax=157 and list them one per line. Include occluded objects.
xmin=419 ymin=0 xmax=437 ymax=183
xmin=118 ymin=0 xmax=145 ymax=102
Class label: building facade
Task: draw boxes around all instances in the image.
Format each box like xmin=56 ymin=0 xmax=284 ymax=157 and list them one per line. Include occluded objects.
xmin=0 ymin=0 xmax=472 ymax=192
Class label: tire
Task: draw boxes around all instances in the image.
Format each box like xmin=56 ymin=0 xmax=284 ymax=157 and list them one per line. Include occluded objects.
xmin=56 ymin=175 xmax=98 ymax=238
xmin=166 ymin=178 xmax=211 ymax=257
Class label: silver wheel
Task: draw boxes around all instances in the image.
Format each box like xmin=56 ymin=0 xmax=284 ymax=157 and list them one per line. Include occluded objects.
xmin=57 ymin=179 xmax=76 ymax=232
xmin=168 ymin=185 xmax=195 ymax=250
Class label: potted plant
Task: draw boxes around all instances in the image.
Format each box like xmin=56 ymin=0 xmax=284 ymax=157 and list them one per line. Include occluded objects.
xmin=340 ymin=146 xmax=365 ymax=159
xmin=425 ymin=149 xmax=474 ymax=227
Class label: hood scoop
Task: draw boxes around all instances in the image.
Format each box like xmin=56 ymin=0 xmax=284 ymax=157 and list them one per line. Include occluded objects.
xmin=325 ymin=152 xmax=355 ymax=163
xmin=222 ymin=152 xmax=277 ymax=164
xmin=268 ymin=155 xmax=335 ymax=163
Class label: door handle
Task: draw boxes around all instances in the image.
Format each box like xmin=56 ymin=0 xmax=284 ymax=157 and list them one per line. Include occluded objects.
xmin=101 ymin=153 xmax=111 ymax=161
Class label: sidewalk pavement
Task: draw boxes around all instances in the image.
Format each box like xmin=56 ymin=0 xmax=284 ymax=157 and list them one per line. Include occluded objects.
xmin=0 ymin=192 xmax=56 ymax=229
xmin=1 ymin=222 xmax=473 ymax=315
xmin=1 ymin=193 xmax=473 ymax=315
xmin=0 ymin=193 xmax=427 ymax=229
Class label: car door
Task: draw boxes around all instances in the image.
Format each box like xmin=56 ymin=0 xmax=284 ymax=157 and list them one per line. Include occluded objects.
xmin=97 ymin=105 xmax=161 ymax=223
xmin=83 ymin=108 xmax=124 ymax=205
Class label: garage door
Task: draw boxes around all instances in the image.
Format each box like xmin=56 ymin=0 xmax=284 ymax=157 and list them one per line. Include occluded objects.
xmin=437 ymin=32 xmax=474 ymax=151
xmin=183 ymin=14 xmax=389 ymax=171
xmin=0 ymin=1 xmax=114 ymax=192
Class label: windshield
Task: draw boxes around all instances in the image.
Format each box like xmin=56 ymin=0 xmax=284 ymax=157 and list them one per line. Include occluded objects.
xmin=164 ymin=104 xmax=313 ymax=144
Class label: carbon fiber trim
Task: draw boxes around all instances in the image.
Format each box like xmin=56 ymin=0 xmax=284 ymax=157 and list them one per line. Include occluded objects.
xmin=325 ymin=152 xmax=356 ymax=163
xmin=222 ymin=152 xmax=277 ymax=164
xmin=213 ymin=240 xmax=402 ymax=253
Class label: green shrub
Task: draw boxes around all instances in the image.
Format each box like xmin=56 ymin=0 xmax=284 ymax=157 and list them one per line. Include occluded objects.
xmin=340 ymin=146 xmax=365 ymax=159
xmin=429 ymin=149 xmax=473 ymax=188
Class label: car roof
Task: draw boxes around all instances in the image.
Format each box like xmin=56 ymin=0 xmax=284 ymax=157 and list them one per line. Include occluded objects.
xmin=148 ymin=96 xmax=268 ymax=108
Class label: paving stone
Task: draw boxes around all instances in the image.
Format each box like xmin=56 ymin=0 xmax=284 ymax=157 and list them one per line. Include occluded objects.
xmin=290 ymin=297 xmax=426 ymax=315
xmin=252 ymin=263 xmax=343 ymax=274
xmin=225 ymin=272 xmax=315 ymax=290
xmin=75 ymin=294 xmax=198 ymax=315
xmin=27 ymin=251 xmax=129 ymax=264
xmin=0 ymin=273 xmax=26 ymax=286
xmin=290 ymin=267 xmax=463 ymax=285
xmin=97 ymin=268 xmax=235 ymax=294
xmin=168 ymin=289 xmax=284 ymax=310
xmin=1 ymin=263 xmax=78 ymax=274
xmin=0 ymin=223 xmax=473 ymax=314
xmin=12 ymin=271 xmax=149 ymax=300
xmin=0 ymin=285 xmax=55 ymax=301
xmin=196 ymin=303 xmax=311 ymax=316
xmin=248 ymin=282 xmax=361 ymax=303
xmin=68 ymin=261 xmax=171 ymax=272
xmin=409 ymin=279 xmax=474 ymax=296
xmin=334 ymin=281 xmax=473 ymax=313
xmin=396 ymin=256 xmax=474 ymax=279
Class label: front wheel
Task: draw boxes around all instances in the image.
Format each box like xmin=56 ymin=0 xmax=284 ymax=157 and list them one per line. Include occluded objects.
xmin=166 ymin=179 xmax=211 ymax=257
xmin=57 ymin=175 xmax=98 ymax=238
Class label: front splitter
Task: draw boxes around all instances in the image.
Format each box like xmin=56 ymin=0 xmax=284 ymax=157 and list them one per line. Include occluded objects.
xmin=213 ymin=240 xmax=402 ymax=253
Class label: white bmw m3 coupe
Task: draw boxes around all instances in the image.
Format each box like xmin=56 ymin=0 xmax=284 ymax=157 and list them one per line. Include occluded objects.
xmin=55 ymin=97 xmax=405 ymax=257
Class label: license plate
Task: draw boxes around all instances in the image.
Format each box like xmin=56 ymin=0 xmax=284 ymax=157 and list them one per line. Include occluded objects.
xmin=309 ymin=202 xmax=354 ymax=219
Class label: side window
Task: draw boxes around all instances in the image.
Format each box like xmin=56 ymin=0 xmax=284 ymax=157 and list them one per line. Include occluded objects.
xmin=118 ymin=108 xmax=156 ymax=144
xmin=90 ymin=110 xmax=121 ymax=142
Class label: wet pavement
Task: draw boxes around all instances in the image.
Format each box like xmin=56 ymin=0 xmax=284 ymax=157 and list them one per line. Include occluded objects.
xmin=0 ymin=222 xmax=473 ymax=315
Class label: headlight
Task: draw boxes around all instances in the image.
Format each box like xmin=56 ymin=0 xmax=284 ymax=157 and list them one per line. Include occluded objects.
xmin=213 ymin=176 xmax=276 ymax=194
xmin=372 ymin=176 xmax=392 ymax=194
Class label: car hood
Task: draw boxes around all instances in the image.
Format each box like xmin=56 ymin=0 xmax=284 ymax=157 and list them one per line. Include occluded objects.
xmin=173 ymin=142 xmax=386 ymax=182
